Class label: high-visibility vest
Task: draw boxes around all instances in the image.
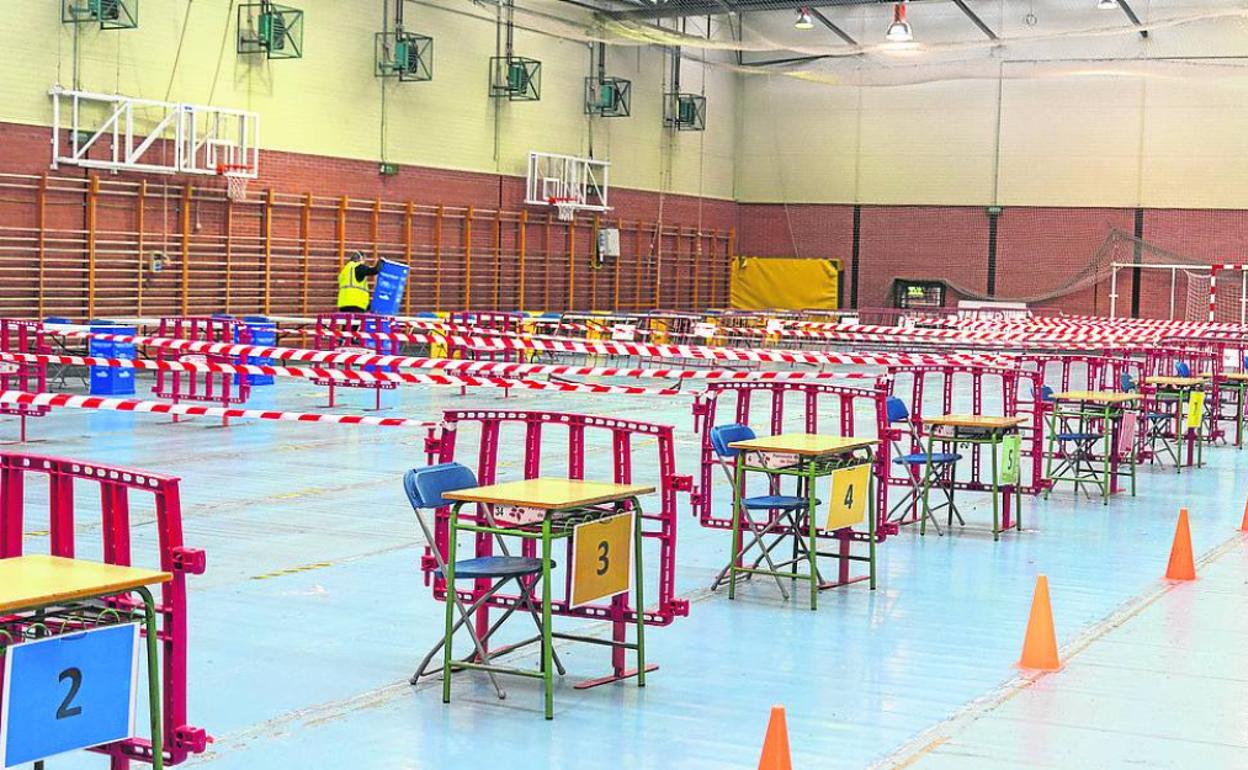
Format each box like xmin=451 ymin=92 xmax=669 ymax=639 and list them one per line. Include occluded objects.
xmin=337 ymin=261 xmax=370 ymax=309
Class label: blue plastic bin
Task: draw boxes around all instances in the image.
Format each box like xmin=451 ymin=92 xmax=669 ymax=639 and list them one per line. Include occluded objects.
xmin=370 ymin=259 xmax=410 ymax=315
xmin=88 ymin=321 xmax=136 ymax=396
xmin=238 ymin=316 xmax=276 ymax=386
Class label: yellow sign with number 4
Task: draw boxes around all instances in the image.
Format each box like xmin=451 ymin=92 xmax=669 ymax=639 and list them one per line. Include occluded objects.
xmin=826 ymin=463 xmax=870 ymax=531
xmin=570 ymin=512 xmax=634 ymax=608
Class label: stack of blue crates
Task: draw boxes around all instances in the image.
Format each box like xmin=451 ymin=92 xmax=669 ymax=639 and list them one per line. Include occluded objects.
xmin=88 ymin=320 xmax=136 ymax=396
xmin=369 ymin=259 xmax=410 ymax=315
xmin=239 ymin=316 xmax=276 ymax=386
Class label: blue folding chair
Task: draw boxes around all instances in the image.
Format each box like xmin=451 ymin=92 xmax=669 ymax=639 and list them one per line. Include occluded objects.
xmin=404 ymin=463 xmax=564 ymax=696
xmin=885 ymin=397 xmax=962 ymax=535
xmin=1042 ymin=385 xmax=1106 ymax=499
xmin=1175 ymin=361 xmax=1192 ymax=377
xmin=709 ymin=424 xmax=821 ymax=597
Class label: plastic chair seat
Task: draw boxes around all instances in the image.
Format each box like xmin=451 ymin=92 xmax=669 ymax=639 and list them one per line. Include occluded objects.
xmin=892 ymin=452 xmax=961 ymax=465
xmin=742 ymin=494 xmax=819 ymax=509
xmin=1056 ymin=432 xmax=1102 ymax=442
xmin=1146 ymin=413 xmax=1171 ymax=421
xmin=433 ymin=556 xmax=549 ymax=580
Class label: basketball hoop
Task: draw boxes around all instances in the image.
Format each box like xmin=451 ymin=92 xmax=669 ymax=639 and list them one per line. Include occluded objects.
xmin=549 ymin=196 xmax=577 ymax=222
xmin=217 ymin=163 xmax=253 ymax=202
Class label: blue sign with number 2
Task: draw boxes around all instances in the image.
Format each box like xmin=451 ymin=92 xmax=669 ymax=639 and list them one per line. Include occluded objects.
xmin=2 ymin=623 xmax=139 ymax=768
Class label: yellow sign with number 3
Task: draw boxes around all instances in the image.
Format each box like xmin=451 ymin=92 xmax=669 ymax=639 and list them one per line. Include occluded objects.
xmin=825 ymin=463 xmax=870 ymax=531
xmin=570 ymin=512 xmax=634 ymax=608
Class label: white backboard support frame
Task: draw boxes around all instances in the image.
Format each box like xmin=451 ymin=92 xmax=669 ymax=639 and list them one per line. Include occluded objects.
xmin=525 ymin=151 xmax=610 ymax=214
xmin=49 ymin=87 xmax=260 ymax=179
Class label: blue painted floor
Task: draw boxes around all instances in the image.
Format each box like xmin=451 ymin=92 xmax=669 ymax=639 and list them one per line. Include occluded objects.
xmin=16 ymin=376 xmax=1248 ymax=769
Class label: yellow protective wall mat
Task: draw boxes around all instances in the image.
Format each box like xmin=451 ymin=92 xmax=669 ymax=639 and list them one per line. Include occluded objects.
xmin=730 ymin=256 xmax=838 ymax=310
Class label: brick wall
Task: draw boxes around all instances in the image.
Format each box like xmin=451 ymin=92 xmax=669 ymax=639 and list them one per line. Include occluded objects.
xmin=737 ymin=203 xmax=1248 ymax=318
xmin=0 ymin=121 xmax=736 ymax=318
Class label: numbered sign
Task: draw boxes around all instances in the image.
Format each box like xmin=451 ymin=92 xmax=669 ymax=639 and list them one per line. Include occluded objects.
xmin=825 ymin=463 xmax=870 ymax=531
xmin=1186 ymin=391 xmax=1205 ymax=430
xmin=1116 ymin=412 xmax=1139 ymax=458
xmin=1 ymin=623 xmax=140 ymax=768
xmin=570 ymin=512 xmax=634 ymax=608
xmin=998 ymin=434 xmax=1022 ymax=485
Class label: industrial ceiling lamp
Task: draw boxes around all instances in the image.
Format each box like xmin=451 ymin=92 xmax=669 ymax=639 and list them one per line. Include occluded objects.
xmin=885 ymin=2 xmax=913 ymax=43
xmin=1097 ymin=0 xmax=1118 ymax=9
xmin=794 ymin=7 xmax=815 ymax=30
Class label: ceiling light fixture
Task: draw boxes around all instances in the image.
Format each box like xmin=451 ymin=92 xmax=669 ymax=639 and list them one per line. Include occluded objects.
xmin=1097 ymin=0 xmax=1118 ymax=9
xmin=794 ymin=7 xmax=815 ymax=30
xmin=885 ymin=2 xmax=913 ymax=43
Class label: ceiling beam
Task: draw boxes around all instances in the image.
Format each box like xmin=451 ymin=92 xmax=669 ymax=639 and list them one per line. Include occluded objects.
xmin=948 ymin=0 xmax=997 ymax=41
xmin=808 ymin=7 xmax=857 ymax=46
xmin=606 ymin=0 xmax=906 ymax=23
xmin=1115 ymin=0 xmax=1148 ymax=39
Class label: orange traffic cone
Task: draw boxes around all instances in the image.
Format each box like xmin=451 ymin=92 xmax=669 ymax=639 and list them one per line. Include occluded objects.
xmin=758 ymin=705 xmax=793 ymax=770
xmin=1239 ymin=498 xmax=1248 ymax=532
xmin=1166 ymin=508 xmax=1196 ymax=581
xmin=1018 ymin=574 xmax=1060 ymax=671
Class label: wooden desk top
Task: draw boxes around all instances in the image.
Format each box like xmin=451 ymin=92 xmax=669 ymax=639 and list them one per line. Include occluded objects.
xmin=1145 ymin=376 xmax=1207 ymax=388
xmin=728 ymin=433 xmax=879 ymax=456
xmin=1222 ymin=372 xmax=1248 ymax=382
xmin=444 ymin=478 xmax=655 ymax=510
xmin=923 ymin=414 xmax=1027 ymax=429
xmin=0 ymin=555 xmax=171 ymax=613
xmin=1052 ymin=390 xmax=1141 ymax=404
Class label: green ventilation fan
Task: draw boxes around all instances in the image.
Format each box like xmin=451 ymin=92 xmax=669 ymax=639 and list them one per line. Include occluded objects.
xmin=489 ymin=56 xmax=541 ymax=101
xmin=585 ymin=77 xmax=631 ymax=118
xmin=664 ymin=92 xmax=706 ymax=131
xmin=237 ymin=3 xmax=303 ymax=60
xmin=376 ymin=31 xmax=433 ymax=81
xmin=61 ymin=0 xmax=138 ymax=30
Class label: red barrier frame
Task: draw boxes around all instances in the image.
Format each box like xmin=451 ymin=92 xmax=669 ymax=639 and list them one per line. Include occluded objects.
xmin=0 ymin=320 xmax=49 ymax=441
xmin=153 ymin=317 xmax=250 ymax=421
xmin=689 ymin=379 xmax=895 ymax=537
xmin=0 ymin=453 xmax=208 ymax=767
xmin=422 ymin=409 xmax=691 ymax=683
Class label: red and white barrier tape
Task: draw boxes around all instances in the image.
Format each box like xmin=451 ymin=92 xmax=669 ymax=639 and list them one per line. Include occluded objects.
xmin=0 ymin=352 xmax=688 ymax=397
xmin=0 ymin=391 xmax=437 ymax=428
xmin=58 ymin=329 xmax=1013 ymax=370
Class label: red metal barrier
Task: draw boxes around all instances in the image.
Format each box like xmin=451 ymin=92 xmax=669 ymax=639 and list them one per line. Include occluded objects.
xmin=0 ymin=453 xmax=208 ymax=767
xmin=690 ymin=379 xmax=894 ymax=537
xmin=423 ymin=409 xmax=691 ymax=683
xmin=153 ymin=317 xmax=250 ymax=420
xmin=0 ymin=320 xmax=49 ymax=440
xmin=885 ymin=364 xmax=1046 ymax=528
xmin=447 ymin=312 xmax=526 ymax=363
xmin=312 ymin=313 xmax=399 ymax=409
xmin=1018 ymin=353 xmax=1143 ymax=395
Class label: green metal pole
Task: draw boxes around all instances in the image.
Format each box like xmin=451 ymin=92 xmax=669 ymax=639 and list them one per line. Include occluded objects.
xmin=806 ymin=459 xmax=817 ymax=611
xmin=868 ymin=451 xmax=877 ymax=590
xmin=630 ymin=500 xmax=646 ymax=687
xmin=541 ymin=516 xmax=554 ymax=720
xmin=137 ymin=586 xmax=164 ymax=770
xmin=920 ymin=431 xmax=934 ymax=536
xmin=729 ymin=453 xmax=744 ymax=601
xmin=442 ymin=504 xmax=460 ymax=705
xmin=990 ymin=434 xmax=1000 ymax=542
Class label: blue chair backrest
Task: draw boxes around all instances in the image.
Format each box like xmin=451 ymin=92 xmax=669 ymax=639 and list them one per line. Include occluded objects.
xmin=1120 ymin=372 xmax=1136 ymax=392
xmin=709 ymin=424 xmax=756 ymax=458
xmin=1041 ymin=385 xmax=1055 ymax=402
xmin=1175 ymin=362 xmax=1191 ymax=377
xmin=885 ymin=396 xmax=910 ymax=424
xmin=404 ymin=462 xmax=478 ymax=509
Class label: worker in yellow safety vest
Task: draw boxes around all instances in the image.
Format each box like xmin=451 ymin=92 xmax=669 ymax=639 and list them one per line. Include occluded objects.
xmin=337 ymin=251 xmax=382 ymax=312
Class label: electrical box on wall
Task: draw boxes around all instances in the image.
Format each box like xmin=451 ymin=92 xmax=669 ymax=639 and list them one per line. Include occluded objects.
xmin=62 ymin=0 xmax=138 ymax=29
xmin=585 ymin=77 xmax=631 ymax=118
xmin=376 ymin=31 xmax=433 ymax=82
xmin=490 ymin=56 xmax=541 ymax=101
xmin=597 ymin=228 xmax=621 ymax=259
xmin=664 ymin=93 xmax=706 ymax=131
xmin=238 ymin=3 xmax=304 ymax=60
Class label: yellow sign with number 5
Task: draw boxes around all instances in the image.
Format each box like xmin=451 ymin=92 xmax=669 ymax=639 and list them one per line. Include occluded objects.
xmin=570 ymin=512 xmax=634 ymax=608
xmin=826 ymin=463 xmax=870 ymax=531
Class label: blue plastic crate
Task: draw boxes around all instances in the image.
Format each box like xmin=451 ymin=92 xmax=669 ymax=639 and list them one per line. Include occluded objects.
xmin=370 ymin=259 xmax=410 ymax=315
xmin=88 ymin=323 xmax=136 ymax=396
xmin=238 ymin=316 xmax=276 ymax=386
